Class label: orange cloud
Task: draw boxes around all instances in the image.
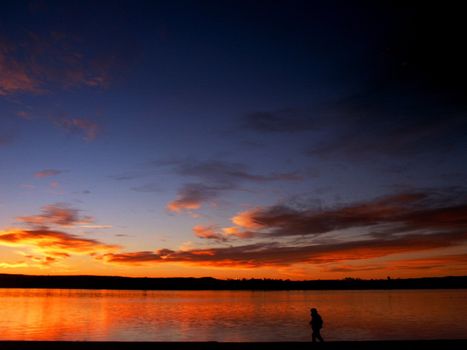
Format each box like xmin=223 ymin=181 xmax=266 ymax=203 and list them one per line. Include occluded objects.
xmin=21 ymin=254 xmax=58 ymax=266
xmin=167 ymin=200 xmax=201 ymax=213
xmin=0 ymin=228 xmax=119 ymax=264
xmin=193 ymin=225 xmax=226 ymax=241
xmin=222 ymin=226 xmax=254 ymax=239
xmin=232 ymin=208 xmax=265 ymax=229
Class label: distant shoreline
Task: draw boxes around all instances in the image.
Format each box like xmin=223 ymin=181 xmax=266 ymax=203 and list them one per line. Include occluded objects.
xmin=0 ymin=340 xmax=466 ymax=350
xmin=1 ymin=274 xmax=467 ymax=291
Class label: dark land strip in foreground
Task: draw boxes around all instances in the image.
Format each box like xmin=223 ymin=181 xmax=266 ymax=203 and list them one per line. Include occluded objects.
xmin=0 ymin=341 xmax=466 ymax=350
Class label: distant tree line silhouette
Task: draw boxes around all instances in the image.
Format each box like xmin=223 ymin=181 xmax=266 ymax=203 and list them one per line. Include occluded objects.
xmin=0 ymin=274 xmax=466 ymax=290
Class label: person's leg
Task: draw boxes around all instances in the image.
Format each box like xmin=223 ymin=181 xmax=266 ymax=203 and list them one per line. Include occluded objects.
xmin=316 ymin=330 xmax=324 ymax=342
xmin=312 ymin=331 xmax=317 ymax=342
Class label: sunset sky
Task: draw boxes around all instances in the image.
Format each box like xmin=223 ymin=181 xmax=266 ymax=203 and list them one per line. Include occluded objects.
xmin=1 ymin=0 xmax=466 ymax=280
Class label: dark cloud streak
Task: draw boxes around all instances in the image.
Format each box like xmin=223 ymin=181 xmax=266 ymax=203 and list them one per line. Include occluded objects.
xmin=232 ymin=188 xmax=467 ymax=238
xmin=100 ymin=230 xmax=467 ymax=267
xmin=161 ymin=159 xmax=302 ymax=212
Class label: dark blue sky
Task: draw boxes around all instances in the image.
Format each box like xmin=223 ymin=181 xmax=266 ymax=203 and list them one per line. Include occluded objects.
xmin=1 ymin=0 xmax=466 ymax=278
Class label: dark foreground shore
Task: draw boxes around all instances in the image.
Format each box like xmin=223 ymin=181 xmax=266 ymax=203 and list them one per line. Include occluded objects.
xmin=0 ymin=341 xmax=466 ymax=350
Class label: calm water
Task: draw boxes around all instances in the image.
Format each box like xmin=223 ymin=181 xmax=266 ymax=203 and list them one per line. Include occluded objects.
xmin=0 ymin=289 xmax=466 ymax=341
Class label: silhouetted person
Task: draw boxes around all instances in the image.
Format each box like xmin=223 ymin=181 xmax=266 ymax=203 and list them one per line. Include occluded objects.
xmin=310 ymin=308 xmax=324 ymax=342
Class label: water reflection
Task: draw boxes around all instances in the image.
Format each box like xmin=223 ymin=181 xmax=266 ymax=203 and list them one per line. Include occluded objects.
xmin=0 ymin=289 xmax=466 ymax=341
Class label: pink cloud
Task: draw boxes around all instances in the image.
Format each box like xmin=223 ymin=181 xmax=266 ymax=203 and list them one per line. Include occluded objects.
xmin=34 ymin=169 xmax=64 ymax=178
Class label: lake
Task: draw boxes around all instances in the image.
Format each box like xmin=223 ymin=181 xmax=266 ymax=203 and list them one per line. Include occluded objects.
xmin=0 ymin=289 xmax=466 ymax=341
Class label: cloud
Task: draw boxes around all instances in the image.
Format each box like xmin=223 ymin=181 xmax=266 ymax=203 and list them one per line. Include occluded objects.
xmin=34 ymin=169 xmax=64 ymax=178
xmin=0 ymin=38 xmax=41 ymax=95
xmin=0 ymin=31 xmax=113 ymax=96
xmin=73 ymin=187 xmax=467 ymax=270
xmin=0 ymin=262 xmax=28 ymax=269
xmin=193 ymin=225 xmax=226 ymax=241
xmin=80 ymin=224 xmax=113 ymax=229
xmin=167 ymin=183 xmax=221 ymax=213
xmin=17 ymin=203 xmax=93 ymax=228
xmin=151 ymin=187 xmax=467 ymax=268
xmin=162 ymin=159 xmax=301 ymax=213
xmin=166 ymin=187 xmax=467 ymax=269
xmin=97 ymin=249 xmax=175 ymax=266
xmin=385 ymin=254 xmax=467 ymax=271
xmin=306 ymin=110 xmax=467 ymax=160
xmin=222 ymin=226 xmax=254 ymax=239
xmin=55 ymin=118 xmax=101 ymax=141
xmin=325 ymin=254 xmax=467 ymax=274
xmin=230 ymin=189 xmax=467 ymax=238
xmin=0 ymin=228 xmax=119 ymax=263
xmin=21 ymin=254 xmax=59 ymax=267
xmin=191 ymin=225 xmax=254 ymax=242
xmin=160 ymin=159 xmax=302 ymax=185
xmin=99 ymin=230 xmax=467 ymax=268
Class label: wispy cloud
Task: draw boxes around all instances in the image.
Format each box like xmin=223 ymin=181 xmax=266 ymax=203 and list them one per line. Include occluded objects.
xmin=230 ymin=189 xmax=467 ymax=238
xmin=167 ymin=183 xmax=220 ymax=212
xmin=162 ymin=159 xmax=301 ymax=213
xmin=97 ymin=249 xmax=175 ymax=266
xmin=160 ymin=159 xmax=302 ymax=185
xmin=16 ymin=111 xmax=33 ymax=120
xmin=325 ymin=254 xmax=467 ymax=274
xmin=0 ymin=37 xmax=41 ymax=95
xmin=0 ymin=31 xmax=112 ymax=96
xmin=34 ymin=169 xmax=65 ymax=178
xmin=0 ymin=261 xmax=28 ymax=269
xmin=17 ymin=203 xmax=93 ymax=228
xmin=55 ymin=117 xmax=101 ymax=141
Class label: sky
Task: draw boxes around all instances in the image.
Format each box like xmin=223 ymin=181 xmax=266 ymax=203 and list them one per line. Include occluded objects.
xmin=1 ymin=0 xmax=467 ymax=280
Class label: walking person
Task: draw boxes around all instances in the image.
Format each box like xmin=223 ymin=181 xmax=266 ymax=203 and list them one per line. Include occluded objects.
xmin=310 ymin=308 xmax=324 ymax=342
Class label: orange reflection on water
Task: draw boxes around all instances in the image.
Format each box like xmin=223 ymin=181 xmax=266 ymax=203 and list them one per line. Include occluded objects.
xmin=1 ymin=289 xmax=467 ymax=341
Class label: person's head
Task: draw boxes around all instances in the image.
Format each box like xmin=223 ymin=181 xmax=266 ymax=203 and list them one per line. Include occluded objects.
xmin=310 ymin=308 xmax=318 ymax=315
